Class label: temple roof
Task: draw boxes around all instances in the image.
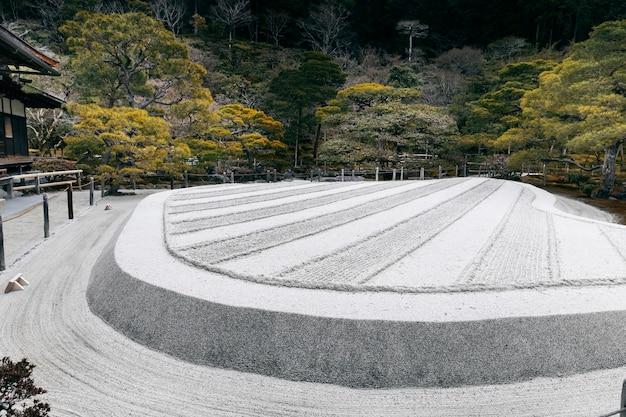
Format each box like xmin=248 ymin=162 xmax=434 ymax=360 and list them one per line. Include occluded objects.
xmin=0 ymin=24 xmax=60 ymax=76
xmin=0 ymin=25 xmax=63 ymax=108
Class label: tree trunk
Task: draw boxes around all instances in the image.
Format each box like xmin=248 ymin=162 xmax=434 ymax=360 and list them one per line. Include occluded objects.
xmin=244 ymin=148 xmax=253 ymax=168
xmin=294 ymin=106 xmax=302 ymax=167
xmin=597 ymin=140 xmax=622 ymax=198
xmin=313 ymin=123 xmax=322 ymax=162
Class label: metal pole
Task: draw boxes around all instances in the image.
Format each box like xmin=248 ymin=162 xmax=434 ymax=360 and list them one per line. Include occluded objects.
xmin=43 ymin=194 xmax=50 ymax=238
xmin=0 ymin=215 xmax=5 ymax=271
xmin=89 ymin=177 xmax=94 ymax=206
xmin=67 ymin=186 xmax=74 ymax=220
xmin=420 ymin=167 xmax=424 ymax=180
xmin=101 ymin=176 xmax=105 ymax=198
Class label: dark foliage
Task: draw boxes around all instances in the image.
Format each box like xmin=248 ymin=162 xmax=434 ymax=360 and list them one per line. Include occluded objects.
xmin=0 ymin=357 xmax=50 ymax=417
xmin=5 ymin=0 xmax=626 ymax=55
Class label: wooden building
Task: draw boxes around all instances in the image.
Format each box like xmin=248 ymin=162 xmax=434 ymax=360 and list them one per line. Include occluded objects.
xmin=0 ymin=25 xmax=63 ymax=171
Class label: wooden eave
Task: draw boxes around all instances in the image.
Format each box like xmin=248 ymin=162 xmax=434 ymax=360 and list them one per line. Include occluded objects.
xmin=0 ymin=25 xmax=60 ymax=76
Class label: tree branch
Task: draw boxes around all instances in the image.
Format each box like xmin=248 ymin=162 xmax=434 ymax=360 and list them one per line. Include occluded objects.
xmin=540 ymin=157 xmax=601 ymax=171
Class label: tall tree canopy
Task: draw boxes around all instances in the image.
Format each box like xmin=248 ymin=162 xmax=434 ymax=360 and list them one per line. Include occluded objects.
xmin=318 ymin=83 xmax=458 ymax=166
xmin=64 ymin=103 xmax=190 ymax=182
xmin=209 ymin=103 xmax=287 ymax=168
xmin=269 ymin=51 xmax=345 ymax=165
xmin=60 ymin=11 xmax=207 ymax=109
xmin=515 ymin=20 xmax=626 ymax=197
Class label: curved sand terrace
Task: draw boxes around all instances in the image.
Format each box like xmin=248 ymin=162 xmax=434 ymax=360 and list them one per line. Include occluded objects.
xmin=88 ymin=177 xmax=626 ymax=389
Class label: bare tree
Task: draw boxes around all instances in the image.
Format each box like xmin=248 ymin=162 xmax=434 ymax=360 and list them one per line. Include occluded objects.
xmin=487 ymin=36 xmax=529 ymax=63
xmin=297 ymin=0 xmax=351 ymax=57
xmin=420 ymin=65 xmax=464 ymax=106
xmin=94 ymin=0 xmax=126 ymax=14
xmin=435 ymin=46 xmax=484 ymax=75
xmin=395 ymin=20 xmax=428 ymax=62
xmin=150 ymin=0 xmax=186 ymax=34
xmin=263 ymin=9 xmax=290 ymax=46
xmin=1 ymin=0 xmax=19 ymax=22
xmin=210 ymin=0 xmax=254 ymax=52
xmin=27 ymin=108 xmax=67 ymax=155
xmin=31 ymin=0 xmax=64 ymax=31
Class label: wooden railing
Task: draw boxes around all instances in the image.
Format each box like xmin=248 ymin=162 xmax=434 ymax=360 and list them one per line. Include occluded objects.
xmin=5 ymin=169 xmax=83 ymax=199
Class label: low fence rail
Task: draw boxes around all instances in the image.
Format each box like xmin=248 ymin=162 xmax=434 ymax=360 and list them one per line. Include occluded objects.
xmin=4 ymin=169 xmax=83 ymax=199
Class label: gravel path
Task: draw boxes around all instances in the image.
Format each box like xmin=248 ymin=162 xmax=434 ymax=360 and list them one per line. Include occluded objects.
xmin=1 ymin=184 xmax=626 ymax=415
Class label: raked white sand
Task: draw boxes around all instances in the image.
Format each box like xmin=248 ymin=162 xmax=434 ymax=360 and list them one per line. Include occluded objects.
xmin=116 ymin=177 xmax=626 ymax=322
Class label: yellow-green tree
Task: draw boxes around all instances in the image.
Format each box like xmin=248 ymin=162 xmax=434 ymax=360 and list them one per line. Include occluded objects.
xmin=517 ymin=21 xmax=626 ymax=198
xmin=318 ymin=83 xmax=457 ymax=166
xmin=209 ymin=104 xmax=287 ymax=168
xmin=60 ymin=11 xmax=207 ymax=110
xmin=64 ymin=103 xmax=189 ymax=186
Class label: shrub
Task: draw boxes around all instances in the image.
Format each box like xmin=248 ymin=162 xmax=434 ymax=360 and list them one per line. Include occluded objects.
xmin=0 ymin=357 xmax=50 ymax=416
xmin=566 ymin=172 xmax=590 ymax=185
xmin=579 ymin=183 xmax=596 ymax=197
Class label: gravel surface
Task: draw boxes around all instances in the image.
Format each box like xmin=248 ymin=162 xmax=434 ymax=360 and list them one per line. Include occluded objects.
xmin=1 ymin=182 xmax=626 ymax=416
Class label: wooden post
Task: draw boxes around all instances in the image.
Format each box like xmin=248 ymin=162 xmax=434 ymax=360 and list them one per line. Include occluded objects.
xmin=67 ymin=186 xmax=74 ymax=220
xmin=400 ymin=166 xmax=404 ymax=180
xmin=89 ymin=177 xmax=94 ymax=206
xmin=341 ymin=168 xmax=345 ymax=182
xmin=619 ymin=379 xmax=626 ymax=417
xmin=6 ymin=180 xmax=13 ymax=200
xmin=543 ymin=163 xmax=547 ymax=186
xmin=101 ymin=176 xmax=105 ymax=198
xmin=392 ymin=168 xmax=397 ymax=181
xmin=375 ymin=167 xmax=379 ymax=182
xmin=439 ymin=165 xmax=442 ymax=179
xmin=0 ymin=215 xmax=5 ymax=271
xmin=184 ymin=170 xmax=189 ymax=188
xmin=455 ymin=165 xmax=459 ymax=177
xmin=230 ymin=171 xmax=234 ymax=183
xmin=35 ymin=176 xmax=40 ymax=195
xmin=420 ymin=167 xmax=424 ymax=180
xmin=43 ymin=194 xmax=50 ymax=238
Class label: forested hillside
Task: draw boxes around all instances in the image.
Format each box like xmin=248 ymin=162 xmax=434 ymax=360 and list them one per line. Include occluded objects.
xmin=5 ymin=0 xmax=626 ymax=52
xmin=4 ymin=0 xmax=626 ymax=198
